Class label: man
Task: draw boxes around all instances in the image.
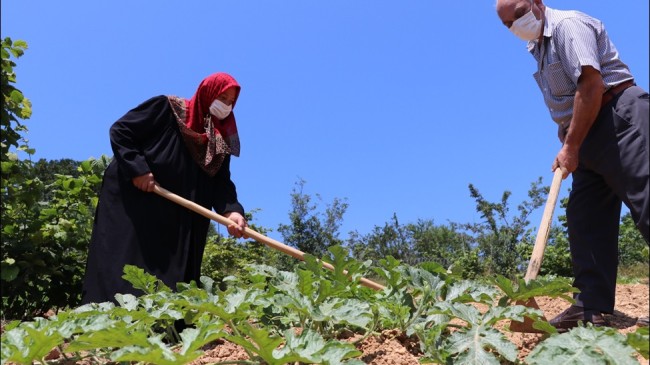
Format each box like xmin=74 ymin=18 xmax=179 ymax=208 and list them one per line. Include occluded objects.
xmin=495 ymin=0 xmax=649 ymax=331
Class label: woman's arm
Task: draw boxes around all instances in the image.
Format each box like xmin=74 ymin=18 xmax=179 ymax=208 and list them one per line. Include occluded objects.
xmin=110 ymin=96 xmax=168 ymax=190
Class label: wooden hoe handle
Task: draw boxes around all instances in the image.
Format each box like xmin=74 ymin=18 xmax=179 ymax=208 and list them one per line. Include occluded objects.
xmin=153 ymin=184 xmax=386 ymax=291
xmin=524 ymin=168 xmax=564 ymax=282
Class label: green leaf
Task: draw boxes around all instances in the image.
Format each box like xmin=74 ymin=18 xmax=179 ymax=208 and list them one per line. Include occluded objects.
xmin=273 ymin=329 xmax=328 ymax=363
xmin=296 ymin=268 xmax=318 ymax=298
xmin=178 ymin=286 xmax=259 ymax=323
xmin=122 ymin=265 xmax=171 ymax=294
xmin=142 ymin=298 xmax=184 ymax=321
xmin=9 ymin=90 xmax=24 ymax=103
xmin=419 ymin=302 xmax=522 ymax=363
xmin=1 ymin=321 xmax=64 ymax=365
xmin=13 ymin=40 xmax=28 ymax=48
xmin=110 ymin=335 xmax=201 ymax=365
xmin=446 ymin=325 xmax=518 ymax=364
xmin=446 ymin=279 xmax=499 ymax=303
xmin=315 ymin=298 xmax=372 ymax=329
xmin=225 ymin=323 xmax=285 ymax=364
xmin=2 ymin=328 xmax=33 ymax=364
xmin=0 ymin=260 xmax=19 ymax=281
xmin=1 ymin=161 xmax=15 ymax=173
xmin=115 ymin=293 xmax=139 ymax=310
xmin=493 ymin=275 xmax=577 ymax=304
xmin=273 ymin=329 xmax=363 ymax=365
xmin=272 ymin=270 xmax=301 ymax=292
xmin=527 ymin=326 xmax=639 ymax=365
xmin=400 ymin=265 xmax=445 ymax=297
xmin=67 ymin=322 xmax=151 ymax=352
xmin=178 ymin=319 xmax=227 ymax=354
xmin=627 ymin=326 xmax=649 ymax=359
xmin=79 ymin=159 xmax=92 ymax=172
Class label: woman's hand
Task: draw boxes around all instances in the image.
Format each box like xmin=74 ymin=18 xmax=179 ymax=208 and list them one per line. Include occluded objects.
xmin=224 ymin=211 xmax=248 ymax=238
xmin=132 ymin=172 xmax=156 ymax=192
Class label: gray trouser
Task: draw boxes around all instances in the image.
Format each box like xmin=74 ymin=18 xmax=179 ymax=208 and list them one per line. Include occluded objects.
xmin=567 ymin=85 xmax=649 ymax=313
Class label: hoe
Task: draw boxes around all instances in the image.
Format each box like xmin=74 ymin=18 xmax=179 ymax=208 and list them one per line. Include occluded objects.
xmin=153 ymin=184 xmax=386 ymax=291
xmin=510 ymin=168 xmax=564 ymax=332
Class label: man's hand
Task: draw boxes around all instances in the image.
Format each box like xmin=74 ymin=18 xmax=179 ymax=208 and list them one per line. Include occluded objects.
xmin=552 ymin=147 xmax=574 ymax=179
xmin=132 ymin=172 xmax=156 ymax=192
xmin=224 ymin=211 xmax=248 ymax=238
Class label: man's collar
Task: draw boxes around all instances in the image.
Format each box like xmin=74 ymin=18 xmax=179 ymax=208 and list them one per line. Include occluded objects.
xmin=541 ymin=6 xmax=555 ymax=38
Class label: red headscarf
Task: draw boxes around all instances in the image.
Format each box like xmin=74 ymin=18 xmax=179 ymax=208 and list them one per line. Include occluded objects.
xmin=168 ymin=72 xmax=241 ymax=176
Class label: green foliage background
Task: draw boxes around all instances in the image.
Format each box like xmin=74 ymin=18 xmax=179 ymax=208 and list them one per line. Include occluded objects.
xmin=1 ymin=38 xmax=109 ymax=319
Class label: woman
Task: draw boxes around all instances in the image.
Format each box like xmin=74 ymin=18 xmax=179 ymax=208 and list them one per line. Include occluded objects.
xmin=82 ymin=72 xmax=247 ymax=304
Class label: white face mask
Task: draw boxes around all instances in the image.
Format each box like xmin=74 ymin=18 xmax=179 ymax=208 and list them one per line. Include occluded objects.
xmin=209 ymin=99 xmax=232 ymax=120
xmin=509 ymin=1 xmax=543 ymax=41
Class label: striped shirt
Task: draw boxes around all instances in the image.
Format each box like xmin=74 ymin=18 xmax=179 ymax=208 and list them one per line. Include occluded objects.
xmin=527 ymin=7 xmax=634 ymax=127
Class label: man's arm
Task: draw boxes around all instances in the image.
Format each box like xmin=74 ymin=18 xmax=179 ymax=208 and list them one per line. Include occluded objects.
xmin=553 ymin=66 xmax=604 ymax=177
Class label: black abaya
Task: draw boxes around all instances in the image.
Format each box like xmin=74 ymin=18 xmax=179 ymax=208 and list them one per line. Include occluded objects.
xmin=81 ymin=96 xmax=244 ymax=304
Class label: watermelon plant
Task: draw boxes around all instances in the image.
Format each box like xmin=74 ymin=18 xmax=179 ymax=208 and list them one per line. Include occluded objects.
xmin=2 ymin=245 xmax=647 ymax=365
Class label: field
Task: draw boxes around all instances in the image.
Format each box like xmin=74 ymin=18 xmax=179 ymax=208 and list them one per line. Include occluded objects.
xmin=187 ymin=283 xmax=650 ymax=364
xmin=5 ymin=259 xmax=646 ymax=365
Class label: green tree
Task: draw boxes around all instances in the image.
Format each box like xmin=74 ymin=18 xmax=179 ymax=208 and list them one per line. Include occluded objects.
xmin=32 ymin=158 xmax=83 ymax=200
xmin=277 ymin=178 xmax=348 ymax=261
xmin=1 ymin=38 xmax=31 ymax=156
xmin=449 ymin=247 xmax=485 ymax=279
xmin=348 ymin=213 xmax=415 ymax=265
xmin=460 ymin=178 xmax=547 ymax=278
xmin=1 ymin=38 xmax=106 ymax=319
xmin=618 ymin=212 xmax=648 ymax=266
xmin=348 ymin=215 xmax=486 ymax=281
xmin=410 ymin=219 xmax=472 ymax=268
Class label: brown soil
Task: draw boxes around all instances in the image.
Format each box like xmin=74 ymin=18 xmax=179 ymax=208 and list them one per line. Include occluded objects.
xmin=187 ymin=283 xmax=649 ymax=365
xmin=505 ymin=282 xmax=649 ymax=364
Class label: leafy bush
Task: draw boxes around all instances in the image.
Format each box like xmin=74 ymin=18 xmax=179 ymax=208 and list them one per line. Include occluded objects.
xmin=449 ymin=248 xmax=485 ymax=279
xmin=1 ymin=38 xmax=31 ymax=156
xmin=1 ymin=37 xmax=107 ymax=319
xmin=1 ymin=157 xmax=107 ymax=319
xmin=619 ymin=212 xmax=648 ymax=266
xmin=277 ymin=178 xmax=348 ymax=260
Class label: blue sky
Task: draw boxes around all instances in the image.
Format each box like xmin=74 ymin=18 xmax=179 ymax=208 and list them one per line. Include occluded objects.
xmin=2 ymin=1 xmax=648 ymax=243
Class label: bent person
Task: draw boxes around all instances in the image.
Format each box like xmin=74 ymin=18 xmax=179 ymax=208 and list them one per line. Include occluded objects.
xmin=82 ymin=72 xmax=248 ymax=304
xmin=495 ymin=0 xmax=649 ymax=331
